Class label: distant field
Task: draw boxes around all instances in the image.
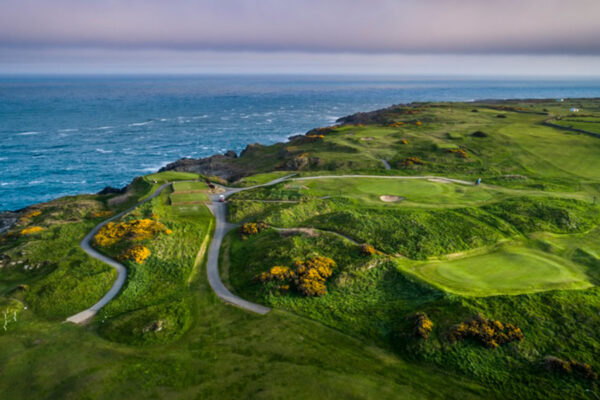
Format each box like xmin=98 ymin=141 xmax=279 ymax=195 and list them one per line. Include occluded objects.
xmin=552 ymin=118 xmax=600 ymax=134
xmin=407 ymin=247 xmax=592 ymax=296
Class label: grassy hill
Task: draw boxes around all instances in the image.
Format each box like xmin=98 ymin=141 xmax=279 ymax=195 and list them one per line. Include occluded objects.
xmin=2 ymin=98 xmax=600 ymax=399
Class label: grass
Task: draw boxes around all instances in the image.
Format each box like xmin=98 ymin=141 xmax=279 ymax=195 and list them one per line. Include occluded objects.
xmin=144 ymin=171 xmax=200 ymax=184
xmin=407 ymin=246 xmax=592 ymax=296
xmin=3 ymin=98 xmax=600 ymax=398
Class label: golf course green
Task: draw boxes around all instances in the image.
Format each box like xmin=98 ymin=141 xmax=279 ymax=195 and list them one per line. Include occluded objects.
xmin=408 ymin=246 xmax=593 ymax=296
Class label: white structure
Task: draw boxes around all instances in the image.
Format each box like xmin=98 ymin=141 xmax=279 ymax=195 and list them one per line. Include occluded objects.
xmin=570 ymin=107 xmax=580 ymax=112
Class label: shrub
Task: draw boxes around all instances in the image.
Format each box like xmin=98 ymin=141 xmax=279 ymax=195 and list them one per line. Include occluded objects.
xmin=543 ymin=356 xmax=598 ymax=380
xmin=415 ymin=121 xmax=422 ymax=126
xmin=293 ymin=256 xmax=335 ymax=297
xmin=360 ymin=244 xmax=376 ymax=256
xmin=496 ymin=114 xmax=507 ymax=118
xmin=450 ymin=314 xmax=524 ymax=349
xmin=400 ymin=139 xmax=408 ymax=145
xmin=448 ymin=148 xmax=469 ymax=158
xmin=472 ymin=130 xmax=488 ymax=138
xmin=94 ymin=218 xmax=169 ymax=247
xmin=240 ymin=222 xmax=269 ymax=235
xmin=258 ymin=266 xmax=292 ymax=283
xmin=400 ymin=157 xmax=426 ymax=167
xmin=389 ymin=121 xmax=405 ymax=128
xmin=20 ymin=226 xmax=44 ymax=235
xmin=412 ymin=312 xmax=434 ymax=339
xmin=121 ymin=245 xmax=151 ymax=264
xmin=256 ymin=256 xmax=336 ymax=297
xmin=91 ymin=210 xmax=114 ymax=219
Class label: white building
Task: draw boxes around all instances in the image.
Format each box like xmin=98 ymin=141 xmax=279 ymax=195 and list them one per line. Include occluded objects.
xmin=570 ymin=107 xmax=580 ymax=112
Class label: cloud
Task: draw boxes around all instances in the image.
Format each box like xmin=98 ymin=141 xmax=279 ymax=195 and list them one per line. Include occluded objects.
xmin=0 ymin=0 xmax=599 ymax=55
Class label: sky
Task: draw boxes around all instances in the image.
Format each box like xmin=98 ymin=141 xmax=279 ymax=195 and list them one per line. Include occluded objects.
xmin=1 ymin=0 xmax=600 ymax=75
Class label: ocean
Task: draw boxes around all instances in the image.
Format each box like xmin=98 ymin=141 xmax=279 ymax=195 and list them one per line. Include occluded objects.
xmin=1 ymin=75 xmax=600 ymax=211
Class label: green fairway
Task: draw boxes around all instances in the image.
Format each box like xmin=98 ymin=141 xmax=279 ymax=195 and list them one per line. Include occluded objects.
xmin=296 ymin=177 xmax=494 ymax=206
xmin=408 ymin=247 xmax=593 ymax=296
xmin=169 ymin=181 xmax=210 ymax=204
xmin=171 ymin=181 xmax=207 ymax=192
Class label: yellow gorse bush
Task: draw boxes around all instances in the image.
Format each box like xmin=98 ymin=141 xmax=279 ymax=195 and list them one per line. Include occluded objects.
xmin=258 ymin=256 xmax=336 ymax=297
xmin=449 ymin=314 xmax=524 ymax=349
xmin=91 ymin=210 xmax=114 ymax=218
xmin=94 ymin=218 xmax=169 ymax=247
xmin=120 ymin=245 xmax=151 ymax=264
xmin=19 ymin=209 xmax=42 ymax=224
xmin=413 ymin=312 xmax=434 ymax=339
xmin=240 ymin=222 xmax=269 ymax=236
xmin=20 ymin=226 xmax=45 ymax=235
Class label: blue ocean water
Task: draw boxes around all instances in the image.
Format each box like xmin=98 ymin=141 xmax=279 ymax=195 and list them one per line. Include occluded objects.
xmin=1 ymin=75 xmax=600 ymax=211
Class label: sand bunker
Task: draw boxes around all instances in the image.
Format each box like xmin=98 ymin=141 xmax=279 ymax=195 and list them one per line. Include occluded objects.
xmin=380 ymin=195 xmax=405 ymax=203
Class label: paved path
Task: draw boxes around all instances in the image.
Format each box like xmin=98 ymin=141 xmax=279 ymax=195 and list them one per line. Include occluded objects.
xmin=66 ymin=182 xmax=172 ymax=324
xmin=204 ymin=175 xmax=295 ymax=315
xmin=380 ymin=159 xmax=392 ymax=170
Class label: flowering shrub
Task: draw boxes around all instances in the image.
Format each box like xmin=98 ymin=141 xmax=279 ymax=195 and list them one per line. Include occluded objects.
xmin=240 ymin=222 xmax=269 ymax=236
xmin=389 ymin=121 xmax=405 ymax=128
xmin=121 ymin=245 xmax=151 ymax=264
xmin=257 ymin=256 xmax=336 ymax=297
xmin=412 ymin=312 xmax=434 ymax=339
xmin=543 ymin=356 xmax=597 ymax=380
xmin=94 ymin=218 xmax=169 ymax=247
xmin=22 ymin=210 xmax=41 ymax=219
xmin=449 ymin=148 xmax=469 ymax=158
xmin=361 ymin=244 xmax=376 ymax=256
xmin=415 ymin=121 xmax=422 ymax=126
xmin=293 ymin=256 xmax=336 ymax=297
xmin=91 ymin=210 xmax=114 ymax=219
xmin=450 ymin=314 xmax=524 ymax=349
xmin=20 ymin=226 xmax=45 ymax=235
xmin=400 ymin=157 xmax=426 ymax=167
xmin=400 ymin=139 xmax=408 ymax=145
xmin=258 ymin=266 xmax=292 ymax=283
xmin=19 ymin=209 xmax=42 ymax=224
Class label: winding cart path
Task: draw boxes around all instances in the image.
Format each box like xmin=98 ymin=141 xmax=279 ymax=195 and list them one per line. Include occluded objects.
xmin=67 ymin=174 xmax=474 ymax=323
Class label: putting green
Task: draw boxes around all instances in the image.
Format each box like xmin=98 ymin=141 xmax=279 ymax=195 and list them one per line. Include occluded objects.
xmin=408 ymin=247 xmax=592 ymax=296
xmin=296 ymin=178 xmax=495 ymax=206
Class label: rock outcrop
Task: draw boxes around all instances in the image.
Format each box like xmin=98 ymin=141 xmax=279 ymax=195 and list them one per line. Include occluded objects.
xmin=0 ymin=211 xmax=18 ymax=234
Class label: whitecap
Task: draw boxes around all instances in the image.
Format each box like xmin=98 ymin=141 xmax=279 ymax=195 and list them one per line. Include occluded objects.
xmin=129 ymin=121 xmax=153 ymax=127
xmin=325 ymin=115 xmax=339 ymax=122
xmin=58 ymin=128 xmax=78 ymax=132
xmin=159 ymin=118 xmax=168 ymax=122
xmin=192 ymin=115 xmax=208 ymax=119
xmin=17 ymin=131 xmax=40 ymax=136
xmin=139 ymin=161 xmax=169 ymax=173
xmin=95 ymin=148 xmax=113 ymax=154
xmin=29 ymin=180 xmax=44 ymax=185
xmin=266 ymin=119 xmax=273 ymax=123
xmin=94 ymin=126 xmax=113 ymax=130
